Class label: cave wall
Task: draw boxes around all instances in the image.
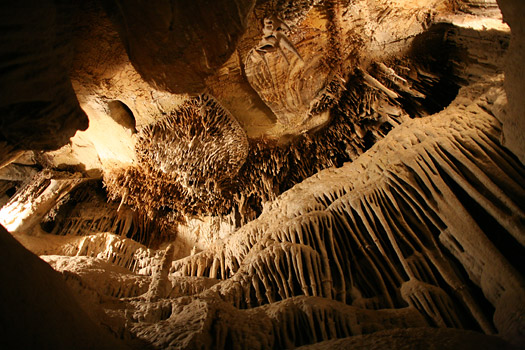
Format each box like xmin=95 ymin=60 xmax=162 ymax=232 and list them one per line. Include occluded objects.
xmin=0 ymin=225 xmax=128 ymax=350
xmin=103 ymin=0 xmax=256 ymax=93
xmin=0 ymin=1 xmax=524 ymax=349
xmin=170 ymin=85 xmax=525 ymax=346
xmin=0 ymin=0 xmax=88 ymax=166
xmin=497 ymin=0 xmax=525 ymax=163
xmin=4 ymin=77 xmax=523 ymax=349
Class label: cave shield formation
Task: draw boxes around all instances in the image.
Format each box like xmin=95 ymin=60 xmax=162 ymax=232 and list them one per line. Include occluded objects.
xmin=0 ymin=0 xmax=524 ymax=349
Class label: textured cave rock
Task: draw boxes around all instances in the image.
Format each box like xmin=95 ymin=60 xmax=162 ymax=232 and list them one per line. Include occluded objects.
xmin=496 ymin=0 xmax=525 ymax=163
xmin=104 ymin=94 xmax=249 ymax=224
xmin=0 ymin=170 xmax=86 ymax=235
xmin=6 ymin=78 xmax=522 ymax=349
xmin=103 ymin=19 xmax=474 ymax=228
xmin=103 ymin=0 xmax=255 ymax=93
xmin=0 ymin=0 xmax=88 ymax=167
xmin=295 ymin=328 xmax=514 ymax=350
xmin=136 ymin=95 xmax=248 ymax=180
xmin=107 ymin=100 xmax=137 ymax=133
xmin=37 ymin=1 xmax=189 ymax=174
xmin=169 ymin=75 xmax=524 ymax=341
xmin=209 ymin=0 xmax=448 ymax=139
xmin=0 ymin=1 xmax=524 ymax=349
xmin=244 ymin=14 xmax=337 ymax=129
xmin=170 ymin=84 xmax=524 ymax=343
xmin=38 ymin=180 xmax=152 ymax=244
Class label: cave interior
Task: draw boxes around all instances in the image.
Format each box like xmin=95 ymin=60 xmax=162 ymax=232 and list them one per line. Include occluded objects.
xmin=0 ymin=0 xmax=524 ymax=349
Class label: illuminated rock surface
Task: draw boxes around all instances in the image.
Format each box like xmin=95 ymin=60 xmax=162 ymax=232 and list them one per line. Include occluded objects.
xmin=0 ymin=0 xmax=523 ymax=349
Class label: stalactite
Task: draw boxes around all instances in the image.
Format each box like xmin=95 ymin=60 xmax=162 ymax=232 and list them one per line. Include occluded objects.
xmin=38 ymin=180 xmax=165 ymax=246
xmin=104 ymin=94 xmax=248 ymax=224
xmin=3 ymin=3 xmax=518 ymax=349
xmin=0 ymin=170 xmax=85 ymax=233
xmin=103 ymin=51 xmax=452 ymax=237
xmin=74 ymin=232 xmax=164 ymax=275
xmin=170 ymin=96 xmax=524 ymax=340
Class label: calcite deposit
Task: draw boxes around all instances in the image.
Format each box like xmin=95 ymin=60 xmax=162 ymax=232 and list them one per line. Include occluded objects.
xmin=0 ymin=0 xmax=523 ymax=349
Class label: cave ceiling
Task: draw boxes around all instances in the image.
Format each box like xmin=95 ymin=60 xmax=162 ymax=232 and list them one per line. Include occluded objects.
xmin=40 ymin=0 xmax=477 ymax=227
xmin=0 ymin=0 xmax=524 ymax=349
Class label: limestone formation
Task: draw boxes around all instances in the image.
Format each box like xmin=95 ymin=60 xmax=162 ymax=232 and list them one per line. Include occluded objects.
xmin=296 ymin=328 xmax=514 ymax=350
xmin=104 ymin=94 xmax=249 ymax=222
xmin=172 ymin=87 xmax=524 ymax=343
xmin=245 ymin=16 xmax=332 ymax=127
xmin=0 ymin=1 xmax=88 ymax=166
xmin=103 ymin=0 xmax=256 ymax=93
xmin=0 ymin=1 xmax=523 ymax=349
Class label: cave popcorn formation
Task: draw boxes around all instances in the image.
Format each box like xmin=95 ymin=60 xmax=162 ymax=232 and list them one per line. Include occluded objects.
xmin=0 ymin=0 xmax=524 ymax=349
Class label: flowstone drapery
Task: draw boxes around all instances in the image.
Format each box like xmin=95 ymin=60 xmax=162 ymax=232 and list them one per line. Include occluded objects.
xmin=171 ymin=83 xmax=525 ymax=344
xmin=0 ymin=1 xmax=522 ymax=349
xmin=3 ymin=60 xmax=522 ymax=350
xmin=8 ymin=81 xmax=523 ymax=349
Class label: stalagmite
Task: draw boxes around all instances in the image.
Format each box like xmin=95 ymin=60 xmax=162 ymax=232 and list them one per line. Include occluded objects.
xmin=147 ymin=244 xmax=175 ymax=302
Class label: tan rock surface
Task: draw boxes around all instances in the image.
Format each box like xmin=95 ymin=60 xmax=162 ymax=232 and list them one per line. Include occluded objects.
xmin=0 ymin=1 xmax=523 ymax=349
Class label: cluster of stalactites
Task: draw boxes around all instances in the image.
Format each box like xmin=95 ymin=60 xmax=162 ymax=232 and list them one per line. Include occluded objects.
xmin=172 ymin=105 xmax=524 ymax=337
xmin=104 ymin=94 xmax=249 ymax=221
xmin=136 ymin=94 xmax=248 ymax=185
xmin=231 ymin=60 xmax=440 ymax=221
xmin=74 ymin=232 xmax=165 ymax=275
xmin=106 ymin=58 xmax=450 ymax=235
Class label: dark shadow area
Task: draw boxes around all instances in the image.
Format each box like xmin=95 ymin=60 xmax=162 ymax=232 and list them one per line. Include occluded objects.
xmin=107 ymin=100 xmax=137 ymax=133
xmin=405 ymin=23 xmax=462 ymax=115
